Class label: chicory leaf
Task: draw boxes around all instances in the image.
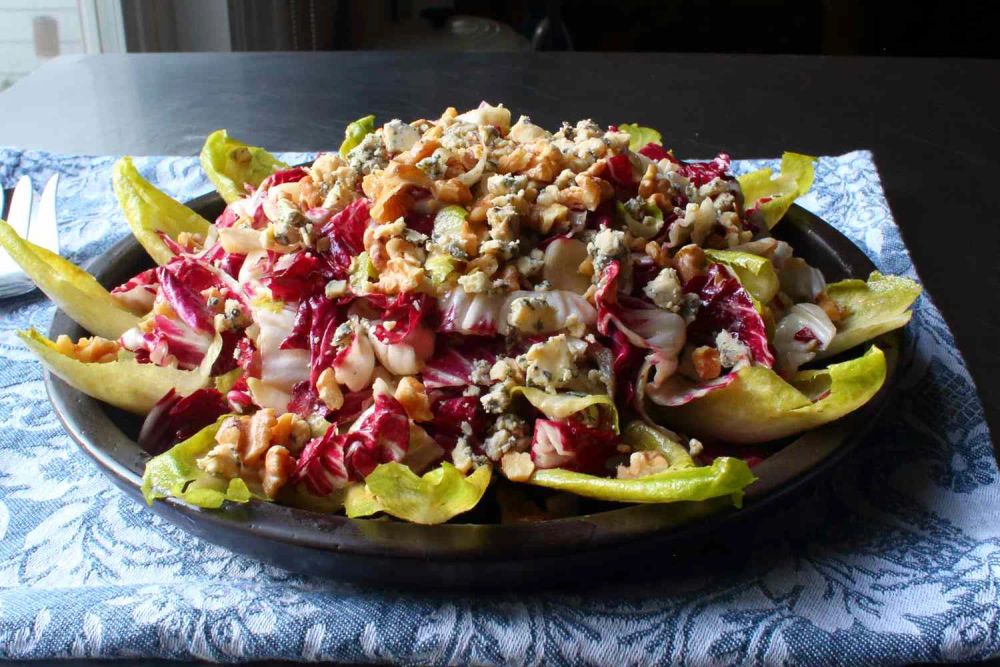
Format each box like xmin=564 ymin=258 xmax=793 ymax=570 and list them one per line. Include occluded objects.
xmin=738 ymin=152 xmax=816 ymax=230
xmin=621 ymin=421 xmax=693 ymax=469
xmin=618 ymin=123 xmax=663 ymax=152
xmin=653 ymin=345 xmax=887 ymax=443
xmin=347 ymin=462 xmax=491 ymax=525
xmin=113 ymin=156 xmax=212 ymax=265
xmin=0 ymin=220 xmax=141 ymax=338
xmin=141 ymin=417 xmax=253 ymax=509
xmin=704 ymin=249 xmax=780 ymax=304
xmin=200 ymin=129 xmax=289 ymax=204
xmin=19 ymin=328 xmax=209 ymax=415
xmin=818 ymin=272 xmax=921 ymax=359
xmin=339 ymin=115 xmax=377 ymax=157
xmin=524 ymin=456 xmax=754 ymax=505
xmin=511 ymin=386 xmax=620 ymax=433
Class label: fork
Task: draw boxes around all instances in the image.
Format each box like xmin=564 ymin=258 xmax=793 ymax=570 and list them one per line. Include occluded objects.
xmin=0 ymin=175 xmax=60 ymax=298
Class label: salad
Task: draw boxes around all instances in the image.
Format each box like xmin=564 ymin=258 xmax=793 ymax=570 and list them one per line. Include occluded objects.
xmin=0 ymin=103 xmax=921 ymax=525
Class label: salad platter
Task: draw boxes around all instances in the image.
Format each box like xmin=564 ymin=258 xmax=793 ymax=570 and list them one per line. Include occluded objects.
xmin=1 ymin=104 xmax=921 ymax=587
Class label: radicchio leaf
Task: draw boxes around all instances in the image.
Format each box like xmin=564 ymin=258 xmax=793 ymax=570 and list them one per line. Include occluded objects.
xmin=421 ymin=342 xmax=498 ymax=390
xmin=685 ymin=263 xmax=775 ymax=367
xmin=530 ymin=419 xmax=619 ymax=475
xmin=138 ymin=388 xmax=229 ymax=455
xmin=156 ymin=266 xmax=214 ymax=332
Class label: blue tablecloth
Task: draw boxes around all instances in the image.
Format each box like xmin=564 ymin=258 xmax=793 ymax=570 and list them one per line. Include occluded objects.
xmin=0 ymin=148 xmax=996 ymax=665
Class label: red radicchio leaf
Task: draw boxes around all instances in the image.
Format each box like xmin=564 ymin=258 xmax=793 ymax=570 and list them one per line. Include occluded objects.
xmin=638 ymin=142 xmax=673 ymax=161
xmin=684 ymin=263 xmax=775 ymax=367
xmin=605 ymin=154 xmax=636 ymax=189
xmin=157 ymin=267 xmax=215 ymax=332
xmin=681 ymin=153 xmax=731 ymax=187
xmin=261 ymin=166 xmax=308 ymax=189
xmin=263 ymin=252 xmax=329 ymax=301
xmin=338 ymin=394 xmax=411 ymax=480
xmin=218 ymin=252 xmax=246 ymax=279
xmin=365 ymin=292 xmax=436 ymax=344
xmin=421 ymin=342 xmax=498 ymax=390
xmin=291 ymin=428 xmax=350 ymax=496
xmin=137 ymin=388 xmax=228 ymax=455
xmin=156 ymin=231 xmax=188 ymax=257
xmin=235 ymin=337 xmax=261 ymax=378
xmin=321 ymin=198 xmax=371 ymax=257
xmin=530 ymin=419 xmax=619 ymax=475
xmin=211 ymin=331 xmax=242 ymax=375
xmin=794 ymin=327 xmax=818 ymax=343
xmin=586 ymin=201 xmax=615 ymax=230
xmin=215 ymin=204 xmax=239 ymax=228
xmin=226 ymin=376 xmax=254 ymax=413
xmin=426 ymin=394 xmax=485 ymax=451
xmin=405 ymin=211 xmax=435 ymax=236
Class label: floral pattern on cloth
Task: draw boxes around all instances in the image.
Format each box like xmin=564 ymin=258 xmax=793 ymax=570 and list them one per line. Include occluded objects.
xmin=0 ymin=148 xmax=996 ymax=665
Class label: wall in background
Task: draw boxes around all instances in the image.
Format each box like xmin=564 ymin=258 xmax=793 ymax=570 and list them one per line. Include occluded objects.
xmin=0 ymin=0 xmax=85 ymax=91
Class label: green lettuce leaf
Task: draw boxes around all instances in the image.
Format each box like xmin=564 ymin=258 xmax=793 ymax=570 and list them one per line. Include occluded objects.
xmin=339 ymin=115 xmax=377 ymax=157
xmin=618 ymin=123 xmax=663 ymax=152
xmin=113 ymin=156 xmax=212 ymax=265
xmin=200 ymin=130 xmax=289 ymax=204
xmin=0 ymin=220 xmax=141 ymax=338
xmin=704 ymin=249 xmax=780 ymax=303
xmin=654 ymin=346 xmax=887 ymax=443
xmin=818 ymin=271 xmax=922 ymax=359
xmin=19 ymin=328 xmax=209 ymax=415
xmin=525 ymin=456 xmax=754 ymax=505
xmin=511 ymin=387 xmax=620 ymax=433
xmin=141 ymin=418 xmax=253 ymax=509
xmin=346 ymin=462 xmax=491 ymax=524
xmin=622 ymin=421 xmax=694 ymax=469
xmin=737 ymin=152 xmax=816 ymax=230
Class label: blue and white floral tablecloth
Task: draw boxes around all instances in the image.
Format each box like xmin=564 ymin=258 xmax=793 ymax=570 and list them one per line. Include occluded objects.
xmin=0 ymin=148 xmax=997 ymax=665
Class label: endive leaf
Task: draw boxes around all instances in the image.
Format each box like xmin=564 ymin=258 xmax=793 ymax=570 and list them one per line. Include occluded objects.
xmin=19 ymin=328 xmax=209 ymax=414
xmin=704 ymin=249 xmax=780 ymax=303
xmin=618 ymin=123 xmax=662 ymax=152
xmin=653 ymin=346 xmax=887 ymax=443
xmin=621 ymin=421 xmax=694 ymax=469
xmin=339 ymin=115 xmax=376 ymax=157
xmin=113 ymin=156 xmax=212 ymax=265
xmin=524 ymin=456 xmax=754 ymax=505
xmin=0 ymin=220 xmax=140 ymax=338
xmin=347 ymin=462 xmax=491 ymax=525
xmin=511 ymin=386 xmax=620 ymax=433
xmin=141 ymin=418 xmax=253 ymax=509
xmin=738 ymin=152 xmax=816 ymax=230
xmin=818 ymin=272 xmax=921 ymax=359
xmin=200 ymin=129 xmax=289 ymax=204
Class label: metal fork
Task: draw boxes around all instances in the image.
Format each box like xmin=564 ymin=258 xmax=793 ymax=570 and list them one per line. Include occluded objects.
xmin=0 ymin=175 xmax=60 ymax=298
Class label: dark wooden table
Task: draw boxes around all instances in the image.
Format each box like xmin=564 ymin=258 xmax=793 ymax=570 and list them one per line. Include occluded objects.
xmin=1 ymin=52 xmax=996 ymax=443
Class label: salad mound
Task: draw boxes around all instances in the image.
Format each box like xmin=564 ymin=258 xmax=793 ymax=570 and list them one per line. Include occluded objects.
xmin=0 ymin=103 xmax=921 ymax=525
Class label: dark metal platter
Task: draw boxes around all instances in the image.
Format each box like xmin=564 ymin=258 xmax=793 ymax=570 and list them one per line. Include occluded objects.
xmin=45 ymin=195 xmax=900 ymax=589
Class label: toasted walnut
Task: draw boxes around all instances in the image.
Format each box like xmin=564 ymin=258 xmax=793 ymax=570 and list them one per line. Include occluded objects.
xmin=494 ymin=265 xmax=521 ymax=291
xmin=674 ymin=244 xmax=706 ymax=283
xmin=315 ymin=368 xmax=344 ymax=411
xmin=54 ymin=335 xmax=119 ymax=363
xmin=501 ymin=452 xmax=535 ymax=482
xmin=644 ymin=241 xmax=672 ymax=268
xmin=498 ymin=146 xmax=532 ymax=173
xmin=538 ymin=203 xmax=570 ymax=233
xmin=394 ymin=377 xmax=433 ymax=422
xmin=468 ymin=202 xmax=490 ymax=224
xmin=243 ymin=408 xmax=276 ymax=468
xmin=526 ymin=143 xmax=563 ymax=182
xmin=395 ymin=137 xmax=441 ymax=166
xmin=270 ymin=413 xmax=295 ymax=446
xmin=692 ymin=346 xmax=722 ymax=381
xmin=433 ymin=178 xmax=473 ymax=205
xmin=262 ymin=445 xmax=292 ymax=499
xmin=176 ymin=231 xmax=204 ymax=252
xmin=557 ymin=174 xmax=609 ymax=211
xmin=616 ymin=451 xmax=671 ymax=479
xmin=816 ymin=292 xmax=846 ymax=323
xmin=638 ymin=163 xmax=660 ymax=198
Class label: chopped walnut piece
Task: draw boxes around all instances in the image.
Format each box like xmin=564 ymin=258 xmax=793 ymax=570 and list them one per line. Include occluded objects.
xmin=394 ymin=377 xmax=433 ymax=422
xmin=816 ymin=292 xmax=846 ymax=323
xmin=674 ymin=244 xmax=706 ymax=283
xmin=501 ymin=452 xmax=535 ymax=482
xmin=243 ymin=408 xmax=276 ymax=468
xmin=54 ymin=335 xmax=119 ymax=363
xmin=616 ymin=451 xmax=671 ymax=479
xmin=316 ymin=368 xmax=345 ymax=411
xmin=262 ymin=445 xmax=293 ymax=499
xmin=692 ymin=346 xmax=722 ymax=381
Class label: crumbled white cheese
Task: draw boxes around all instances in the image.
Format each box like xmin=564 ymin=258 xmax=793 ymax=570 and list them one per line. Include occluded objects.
xmin=644 ymin=267 xmax=683 ymax=312
xmin=715 ymin=330 xmax=749 ymax=369
xmin=507 ymin=296 xmax=558 ymax=333
xmin=416 ymin=147 xmax=451 ymax=180
xmin=524 ymin=334 xmax=586 ymax=391
xmin=382 ymin=119 xmax=421 ymax=154
xmin=346 ymin=132 xmax=388 ymax=175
